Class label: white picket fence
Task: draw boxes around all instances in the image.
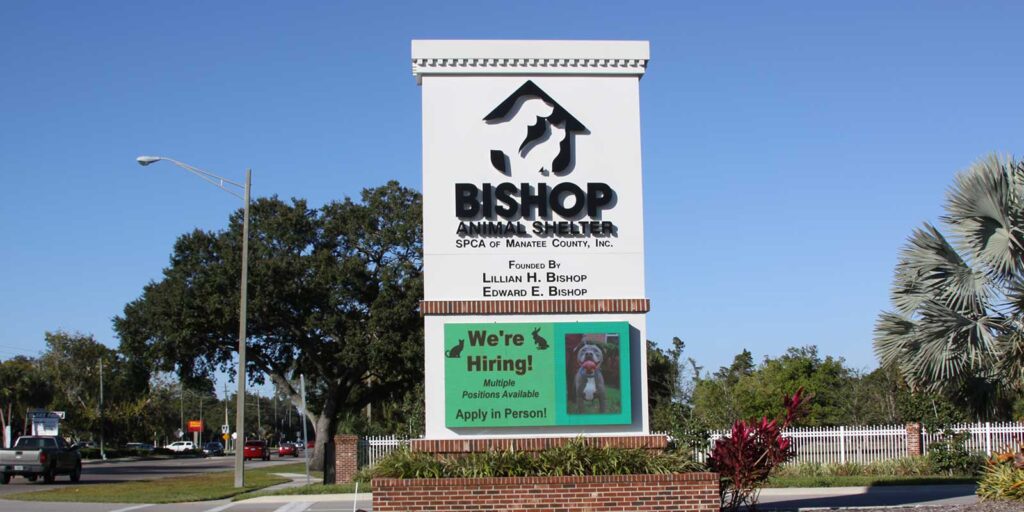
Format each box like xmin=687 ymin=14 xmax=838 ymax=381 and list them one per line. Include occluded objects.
xmin=692 ymin=422 xmax=1024 ymax=464
xmin=691 ymin=425 xmax=909 ymax=464
xmin=355 ymin=422 xmax=1024 ymax=469
xmin=922 ymin=422 xmax=1024 ymax=456
xmin=357 ymin=435 xmax=409 ymax=468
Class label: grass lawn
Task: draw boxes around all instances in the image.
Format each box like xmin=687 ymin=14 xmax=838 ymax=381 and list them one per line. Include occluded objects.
xmin=569 ymin=386 xmax=622 ymax=415
xmin=766 ymin=474 xmax=979 ymax=488
xmin=234 ymin=481 xmax=371 ymax=501
xmin=5 ymin=462 xmax=311 ymax=503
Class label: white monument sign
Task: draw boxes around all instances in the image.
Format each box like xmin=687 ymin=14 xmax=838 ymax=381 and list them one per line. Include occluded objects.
xmin=414 ymin=40 xmax=651 ymax=439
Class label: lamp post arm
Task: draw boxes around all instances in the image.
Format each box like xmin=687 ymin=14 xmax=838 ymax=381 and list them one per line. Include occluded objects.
xmin=155 ymin=157 xmax=246 ymax=199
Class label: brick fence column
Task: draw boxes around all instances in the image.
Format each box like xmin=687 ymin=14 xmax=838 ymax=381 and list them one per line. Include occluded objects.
xmin=906 ymin=422 xmax=922 ymax=457
xmin=333 ymin=434 xmax=359 ymax=483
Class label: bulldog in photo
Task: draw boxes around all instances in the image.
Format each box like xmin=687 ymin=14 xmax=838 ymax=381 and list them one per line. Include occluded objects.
xmin=574 ymin=340 xmax=606 ymax=413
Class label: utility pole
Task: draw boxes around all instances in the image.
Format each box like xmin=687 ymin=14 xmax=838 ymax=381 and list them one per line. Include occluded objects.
xmin=233 ymin=168 xmax=252 ymax=489
xmin=223 ymin=381 xmax=229 ymax=451
xmin=179 ymin=379 xmax=184 ymax=433
xmin=133 ymin=157 xmax=250 ymax=489
xmin=99 ymin=359 xmax=106 ymax=461
xmin=300 ymin=374 xmax=310 ymax=485
xmin=199 ymin=397 xmax=204 ymax=447
xmin=256 ymin=391 xmax=261 ymax=437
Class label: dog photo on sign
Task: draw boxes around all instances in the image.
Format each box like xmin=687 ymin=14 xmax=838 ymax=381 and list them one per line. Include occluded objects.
xmin=564 ymin=333 xmax=621 ymax=415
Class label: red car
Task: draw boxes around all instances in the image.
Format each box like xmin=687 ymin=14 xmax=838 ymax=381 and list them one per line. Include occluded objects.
xmin=242 ymin=440 xmax=270 ymax=461
xmin=277 ymin=442 xmax=298 ymax=458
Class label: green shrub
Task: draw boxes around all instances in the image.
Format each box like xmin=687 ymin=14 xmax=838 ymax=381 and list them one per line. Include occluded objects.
xmin=927 ymin=429 xmax=985 ymax=476
xmin=359 ymin=438 xmax=702 ymax=480
xmin=977 ymin=443 xmax=1024 ymax=502
xmin=776 ymin=457 xmax=936 ymax=478
xmin=977 ymin=463 xmax=1024 ymax=501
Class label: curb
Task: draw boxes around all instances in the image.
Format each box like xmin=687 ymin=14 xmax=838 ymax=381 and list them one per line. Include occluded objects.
xmin=82 ymin=455 xmax=204 ymax=465
xmin=241 ymin=493 xmax=372 ymax=503
xmin=758 ymin=484 xmax=977 ymax=497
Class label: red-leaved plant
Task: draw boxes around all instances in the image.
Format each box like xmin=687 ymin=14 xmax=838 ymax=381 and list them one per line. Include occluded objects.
xmin=708 ymin=388 xmax=812 ymax=511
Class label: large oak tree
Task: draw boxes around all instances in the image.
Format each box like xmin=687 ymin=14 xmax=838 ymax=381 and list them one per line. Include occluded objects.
xmin=115 ymin=181 xmax=423 ymax=466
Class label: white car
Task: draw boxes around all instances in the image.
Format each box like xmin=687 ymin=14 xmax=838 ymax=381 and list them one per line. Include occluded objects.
xmin=164 ymin=441 xmax=195 ymax=452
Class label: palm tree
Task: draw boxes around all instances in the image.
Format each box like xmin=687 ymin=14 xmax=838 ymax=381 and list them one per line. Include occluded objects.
xmin=874 ymin=154 xmax=1024 ymax=415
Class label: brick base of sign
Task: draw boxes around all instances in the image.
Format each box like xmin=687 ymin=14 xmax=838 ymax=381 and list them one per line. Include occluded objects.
xmin=420 ymin=298 xmax=650 ymax=316
xmin=410 ymin=434 xmax=668 ymax=454
xmin=372 ymin=473 xmax=719 ymax=512
xmin=332 ymin=434 xmax=358 ymax=483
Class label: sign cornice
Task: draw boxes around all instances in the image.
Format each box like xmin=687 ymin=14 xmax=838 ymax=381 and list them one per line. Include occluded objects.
xmin=411 ymin=40 xmax=649 ymax=84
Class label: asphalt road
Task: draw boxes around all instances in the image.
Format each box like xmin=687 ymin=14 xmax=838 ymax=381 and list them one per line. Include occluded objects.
xmin=0 ymin=455 xmax=299 ymax=497
xmin=0 ymin=498 xmax=373 ymax=512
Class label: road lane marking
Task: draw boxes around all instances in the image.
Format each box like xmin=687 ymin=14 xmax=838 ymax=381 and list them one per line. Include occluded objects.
xmin=202 ymin=503 xmax=237 ymax=512
xmin=109 ymin=505 xmax=153 ymax=512
xmin=272 ymin=502 xmax=313 ymax=512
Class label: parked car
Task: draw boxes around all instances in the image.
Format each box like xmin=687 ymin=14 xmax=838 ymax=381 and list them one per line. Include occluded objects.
xmin=125 ymin=442 xmax=154 ymax=452
xmin=277 ymin=442 xmax=298 ymax=457
xmin=164 ymin=441 xmax=195 ymax=453
xmin=202 ymin=442 xmax=225 ymax=456
xmin=0 ymin=436 xmax=82 ymax=484
xmin=243 ymin=440 xmax=270 ymax=461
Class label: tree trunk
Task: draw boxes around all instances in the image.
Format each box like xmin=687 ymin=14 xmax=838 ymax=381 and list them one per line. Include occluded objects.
xmin=268 ymin=372 xmax=338 ymax=471
xmin=309 ymin=413 xmax=332 ymax=469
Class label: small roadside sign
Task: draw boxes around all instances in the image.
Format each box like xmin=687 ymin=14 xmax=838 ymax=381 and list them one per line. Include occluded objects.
xmin=221 ymin=424 xmax=229 ymax=434
xmin=175 ymin=428 xmax=184 ymax=439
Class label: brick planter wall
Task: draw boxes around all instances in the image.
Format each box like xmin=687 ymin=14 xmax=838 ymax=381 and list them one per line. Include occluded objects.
xmin=411 ymin=434 xmax=668 ymax=455
xmin=373 ymin=473 xmax=719 ymax=512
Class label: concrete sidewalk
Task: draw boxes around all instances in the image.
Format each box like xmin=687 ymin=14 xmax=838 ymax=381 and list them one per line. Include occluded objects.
xmin=755 ymin=484 xmax=978 ymax=510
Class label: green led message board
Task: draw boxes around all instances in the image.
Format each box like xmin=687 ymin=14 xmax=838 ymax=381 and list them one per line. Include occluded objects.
xmin=444 ymin=321 xmax=631 ymax=427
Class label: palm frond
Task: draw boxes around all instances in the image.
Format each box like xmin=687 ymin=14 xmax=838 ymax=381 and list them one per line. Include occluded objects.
xmin=910 ymin=300 xmax=1000 ymax=384
xmin=943 ymin=154 xmax=1024 ymax=281
xmin=894 ymin=224 xmax=992 ymax=316
xmin=873 ymin=311 xmax=916 ymax=370
xmin=994 ymin=329 xmax=1024 ymax=391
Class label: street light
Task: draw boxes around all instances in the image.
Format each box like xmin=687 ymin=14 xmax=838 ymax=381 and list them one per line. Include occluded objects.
xmin=136 ymin=155 xmax=251 ymax=488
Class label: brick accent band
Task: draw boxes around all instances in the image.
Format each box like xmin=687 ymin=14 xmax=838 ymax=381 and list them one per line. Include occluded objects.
xmin=373 ymin=472 xmax=719 ymax=512
xmin=411 ymin=434 xmax=668 ymax=454
xmin=420 ymin=298 xmax=650 ymax=316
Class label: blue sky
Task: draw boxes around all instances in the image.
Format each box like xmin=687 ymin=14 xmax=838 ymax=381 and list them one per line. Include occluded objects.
xmin=2 ymin=1 xmax=1021 ymax=387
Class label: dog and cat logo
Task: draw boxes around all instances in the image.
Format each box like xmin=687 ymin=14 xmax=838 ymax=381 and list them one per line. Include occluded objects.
xmin=483 ymin=80 xmax=588 ymax=177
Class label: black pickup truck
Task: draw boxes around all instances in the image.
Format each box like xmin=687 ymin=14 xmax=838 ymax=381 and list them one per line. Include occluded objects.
xmin=0 ymin=436 xmax=82 ymax=484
